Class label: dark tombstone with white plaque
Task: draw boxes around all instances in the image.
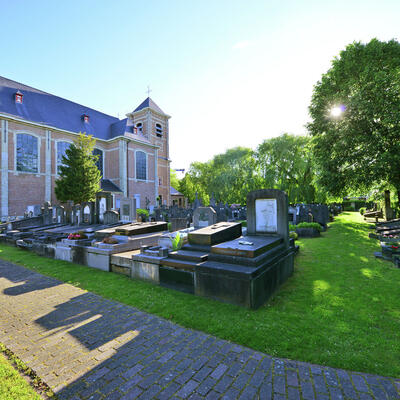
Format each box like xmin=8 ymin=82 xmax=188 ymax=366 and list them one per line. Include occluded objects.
xmin=195 ymin=189 xmax=294 ymax=309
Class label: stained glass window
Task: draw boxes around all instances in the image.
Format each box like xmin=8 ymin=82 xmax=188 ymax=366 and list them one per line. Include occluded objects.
xmin=16 ymin=134 xmax=38 ymax=173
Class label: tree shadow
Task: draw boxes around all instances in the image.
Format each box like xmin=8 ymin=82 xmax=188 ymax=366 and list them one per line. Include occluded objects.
xmin=35 ymin=292 xmax=143 ymax=351
xmin=0 ymin=260 xmax=61 ymax=295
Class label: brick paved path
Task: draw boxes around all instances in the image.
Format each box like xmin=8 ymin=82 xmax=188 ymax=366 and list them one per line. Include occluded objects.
xmin=0 ymin=260 xmax=399 ymax=400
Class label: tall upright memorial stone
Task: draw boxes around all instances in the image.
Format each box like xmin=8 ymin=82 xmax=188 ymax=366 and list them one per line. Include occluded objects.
xmin=120 ymin=198 xmax=137 ymax=223
xmin=195 ymin=189 xmax=294 ymax=309
xmin=246 ymin=189 xmax=289 ymax=244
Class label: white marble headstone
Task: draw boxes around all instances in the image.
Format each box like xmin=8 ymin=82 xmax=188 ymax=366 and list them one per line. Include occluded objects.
xmin=255 ymin=199 xmax=277 ymax=233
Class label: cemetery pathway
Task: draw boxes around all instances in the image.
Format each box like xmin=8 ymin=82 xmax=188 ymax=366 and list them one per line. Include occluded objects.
xmin=0 ymin=260 xmax=399 ymax=400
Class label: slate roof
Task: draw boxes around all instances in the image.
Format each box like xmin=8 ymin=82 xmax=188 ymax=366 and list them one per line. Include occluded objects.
xmin=0 ymin=76 xmax=151 ymax=141
xmin=170 ymin=186 xmax=183 ymax=196
xmin=101 ymin=179 xmax=123 ymax=193
xmin=133 ymin=97 xmax=165 ymax=115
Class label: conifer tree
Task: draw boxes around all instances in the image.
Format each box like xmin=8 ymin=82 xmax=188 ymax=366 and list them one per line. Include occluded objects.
xmin=55 ymin=133 xmax=101 ymax=204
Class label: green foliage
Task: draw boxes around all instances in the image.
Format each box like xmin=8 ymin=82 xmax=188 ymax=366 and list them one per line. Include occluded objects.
xmin=136 ymin=208 xmax=149 ymax=217
xmin=308 ymin=39 xmax=400 ymax=202
xmin=342 ymin=200 xmax=371 ymax=211
xmin=359 ymin=207 xmax=366 ymax=215
xmin=170 ymin=169 xmax=180 ymax=191
xmin=240 ymin=220 xmax=247 ymax=227
xmin=256 ymin=134 xmax=325 ymax=203
xmin=178 ymin=137 xmax=326 ymax=205
xmin=167 ymin=222 xmax=172 ymax=231
xmin=0 ymin=347 xmax=42 ymax=399
xmin=289 ymin=231 xmax=298 ymax=240
xmin=55 ymin=133 xmax=101 ymax=204
xmin=296 ymin=222 xmax=322 ymax=232
xmin=179 ymin=148 xmax=261 ymax=205
xmin=289 ymin=224 xmax=296 ymax=231
xmin=169 ymin=232 xmax=183 ymax=251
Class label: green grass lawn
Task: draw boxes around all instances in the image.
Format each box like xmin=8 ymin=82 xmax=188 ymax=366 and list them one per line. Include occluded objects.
xmin=0 ymin=212 xmax=399 ymax=377
xmin=0 ymin=351 xmax=41 ymax=400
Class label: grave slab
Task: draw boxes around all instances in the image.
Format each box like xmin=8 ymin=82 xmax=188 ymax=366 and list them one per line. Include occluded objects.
xmin=211 ymin=236 xmax=282 ymax=258
xmin=188 ymin=222 xmax=242 ymax=246
xmin=115 ymin=221 xmax=168 ymax=236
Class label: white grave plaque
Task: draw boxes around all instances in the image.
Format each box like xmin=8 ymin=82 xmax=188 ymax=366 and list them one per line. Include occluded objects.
xmin=255 ymin=199 xmax=277 ymax=233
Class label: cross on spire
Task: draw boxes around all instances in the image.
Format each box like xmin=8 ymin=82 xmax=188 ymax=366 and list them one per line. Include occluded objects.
xmin=146 ymin=85 xmax=152 ymax=97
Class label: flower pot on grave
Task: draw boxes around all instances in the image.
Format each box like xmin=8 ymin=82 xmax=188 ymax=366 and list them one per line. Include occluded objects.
xmin=380 ymin=242 xmax=400 ymax=261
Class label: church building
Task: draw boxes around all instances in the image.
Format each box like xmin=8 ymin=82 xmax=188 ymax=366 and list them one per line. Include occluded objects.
xmin=0 ymin=76 xmax=171 ymax=217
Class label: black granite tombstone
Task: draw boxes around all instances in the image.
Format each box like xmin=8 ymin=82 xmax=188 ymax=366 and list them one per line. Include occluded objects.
xmin=195 ymin=189 xmax=295 ymax=308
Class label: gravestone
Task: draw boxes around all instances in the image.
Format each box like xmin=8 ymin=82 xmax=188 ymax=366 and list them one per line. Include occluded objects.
xmin=170 ymin=217 xmax=188 ymax=232
xmin=247 ymin=189 xmax=289 ymax=246
xmin=217 ymin=207 xmax=228 ymax=222
xmin=195 ymin=189 xmax=294 ymax=308
xmin=120 ymin=197 xmax=137 ymax=222
xmin=42 ymin=202 xmax=53 ymax=225
xmin=103 ymin=210 xmax=119 ymax=225
xmin=96 ymin=192 xmax=112 ymax=223
xmin=76 ymin=207 xmax=81 ymax=225
xmin=33 ymin=205 xmax=41 ymax=217
xmin=81 ymin=202 xmax=95 ymax=225
xmin=288 ymin=206 xmax=297 ymax=224
xmin=209 ymin=193 xmax=216 ymax=208
xmin=193 ymin=192 xmax=201 ymax=209
xmin=193 ymin=207 xmax=217 ymax=229
xmin=55 ymin=206 xmax=65 ymax=224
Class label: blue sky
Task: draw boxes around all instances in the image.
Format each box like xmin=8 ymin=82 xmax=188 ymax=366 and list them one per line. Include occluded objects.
xmin=1 ymin=0 xmax=400 ymax=173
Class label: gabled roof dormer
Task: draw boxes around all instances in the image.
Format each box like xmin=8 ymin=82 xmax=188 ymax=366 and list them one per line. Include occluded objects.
xmin=15 ymin=90 xmax=23 ymax=104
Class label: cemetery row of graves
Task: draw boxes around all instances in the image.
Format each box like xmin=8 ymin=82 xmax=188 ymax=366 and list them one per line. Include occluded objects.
xmin=0 ymin=189 xmax=399 ymax=376
xmin=1 ymin=206 xmax=399 ymax=378
xmin=0 ymin=189 xmax=337 ymax=309
xmin=1 ymin=188 xmax=398 ymax=309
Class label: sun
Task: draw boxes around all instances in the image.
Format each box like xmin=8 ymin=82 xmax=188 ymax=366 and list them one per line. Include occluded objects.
xmin=330 ymin=105 xmax=346 ymax=117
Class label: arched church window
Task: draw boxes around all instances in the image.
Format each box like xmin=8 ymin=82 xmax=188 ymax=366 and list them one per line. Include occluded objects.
xmin=57 ymin=141 xmax=71 ymax=174
xmin=16 ymin=133 xmax=39 ymax=173
xmin=135 ymin=122 xmax=143 ymax=134
xmin=93 ymin=148 xmax=103 ymax=176
xmin=136 ymin=151 xmax=147 ymax=180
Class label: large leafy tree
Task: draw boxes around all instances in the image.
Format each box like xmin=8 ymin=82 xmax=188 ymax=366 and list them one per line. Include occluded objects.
xmin=308 ymin=39 xmax=400 ymax=203
xmin=170 ymin=169 xmax=180 ymax=190
xmin=179 ymin=147 xmax=261 ymax=205
xmin=208 ymin=147 xmax=262 ymax=204
xmin=256 ymin=134 xmax=321 ymax=203
xmin=179 ymin=161 xmax=212 ymax=205
xmin=55 ymin=133 xmax=101 ymax=204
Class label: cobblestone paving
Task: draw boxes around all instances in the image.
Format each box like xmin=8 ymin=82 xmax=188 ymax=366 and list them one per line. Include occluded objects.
xmin=0 ymin=260 xmax=399 ymax=400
